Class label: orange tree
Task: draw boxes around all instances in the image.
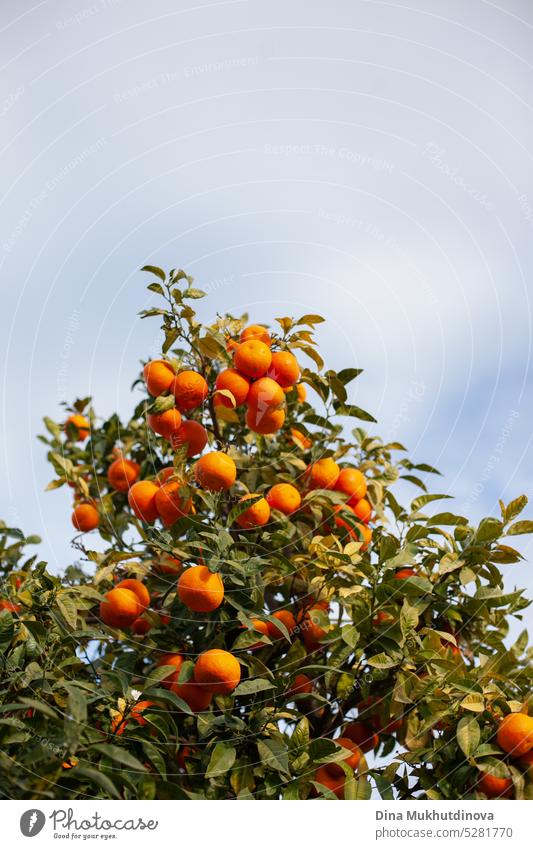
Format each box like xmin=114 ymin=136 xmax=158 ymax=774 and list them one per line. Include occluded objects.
xmin=1 ymin=265 xmax=533 ymax=801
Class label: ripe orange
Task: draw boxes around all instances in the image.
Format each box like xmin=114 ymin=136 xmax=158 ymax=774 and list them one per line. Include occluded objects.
xmin=194 ymin=649 xmax=241 ymax=695
xmin=155 ymin=466 xmax=175 ymax=485
xmin=195 ymin=452 xmax=237 ymax=492
xmin=115 ymin=578 xmax=150 ymax=609
xmin=373 ymin=610 xmax=395 ymax=627
xmin=171 ymin=370 xmax=209 ymax=412
xmin=240 ymin=324 xmax=271 ymax=346
xmin=290 ymin=428 xmax=312 ymax=450
xmin=266 ymin=351 xmax=300 ymax=387
xmin=112 ymin=700 xmax=156 ymax=735
xmin=247 ymin=377 xmax=285 ymax=411
xmin=177 ymin=565 xmax=224 ymax=613
xmin=157 ymin=653 xmax=184 ymax=688
xmin=266 ymin=483 xmax=301 ymax=515
xmin=128 ymin=480 xmax=160 ymax=522
xmin=301 ymin=606 xmax=329 ymax=651
xmin=154 ymin=555 xmax=182 ymax=575
xmin=246 ymin=406 xmax=286 ymax=434
xmin=71 ymin=502 xmax=99 ymax=532
xmin=215 ymin=368 xmax=250 ymax=409
xmin=171 ymin=680 xmax=212 ymax=712
xmin=497 ymin=712 xmax=533 ymax=757
xmin=172 ymin=420 xmax=208 ymax=457
xmin=344 ymin=721 xmax=379 ymax=752
xmin=335 ymin=468 xmax=367 ymax=502
xmin=234 ymin=494 xmax=270 ymax=529
xmin=131 ymin=617 xmax=151 ymax=635
xmin=314 ymin=765 xmax=344 ymax=799
xmin=327 ymin=738 xmax=361 ymax=776
xmin=107 ymin=457 xmax=140 ymax=492
xmin=306 ymin=458 xmax=340 ymax=490
xmin=64 ymin=414 xmax=90 ymax=441
xmin=147 ymin=408 xmax=182 ymax=440
xmin=143 ymin=360 xmax=175 ymax=396
xmin=351 ymin=497 xmax=372 ymax=523
xmin=154 ymin=481 xmax=192 ymax=527
xmin=268 ymin=610 xmax=297 ymax=640
xmin=0 ymin=599 xmax=20 ymax=613
xmin=247 ymin=618 xmax=270 ymax=649
xmin=394 ymin=568 xmax=416 ymax=580
xmin=234 ymin=339 xmax=272 ymax=379
xmin=478 ymin=771 xmax=513 ymax=798
xmin=288 ymin=673 xmax=313 ymax=697
xmin=100 ymin=587 xmax=141 ymax=628
xmin=296 ymin=383 xmax=307 ymax=403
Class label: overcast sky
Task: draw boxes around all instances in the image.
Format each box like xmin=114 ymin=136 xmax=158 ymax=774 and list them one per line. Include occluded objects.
xmin=1 ymin=0 xmax=532 ymax=632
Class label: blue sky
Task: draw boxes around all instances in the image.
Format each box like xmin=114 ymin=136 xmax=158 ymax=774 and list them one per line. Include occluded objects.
xmin=1 ymin=0 xmax=532 ymax=633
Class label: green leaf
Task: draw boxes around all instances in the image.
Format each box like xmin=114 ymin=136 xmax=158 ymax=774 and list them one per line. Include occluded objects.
xmin=56 ymin=593 xmax=78 ymax=630
xmin=367 ymin=652 xmax=401 ymax=669
xmin=337 ymin=367 xmax=363 ymax=385
xmin=228 ymin=494 xmax=263 ymax=527
xmin=162 ymin=327 xmax=179 ymax=354
xmin=257 ymin=738 xmax=290 ymax=775
xmin=92 ymin=743 xmax=146 ymax=772
xmin=141 ymin=265 xmax=166 ymax=281
xmin=334 ymin=403 xmax=377 ymax=423
xmin=296 ymin=314 xmax=325 ymax=326
xmin=400 ymin=599 xmax=419 ymax=636
xmin=74 ymin=767 xmax=120 ymax=799
xmin=183 ymin=288 xmax=206 ymax=299
xmin=475 ymin=517 xmax=504 ymax=543
xmin=289 ymin=717 xmax=310 ymax=753
xmin=309 ymin=738 xmax=338 ymax=762
xmin=460 ymin=693 xmax=485 ymax=713
xmin=149 ymin=394 xmax=176 ymax=414
xmin=234 ymin=678 xmax=275 ymax=696
xmin=411 ymin=493 xmax=452 ymax=512
xmin=0 ymin=610 xmax=14 ymax=650
xmin=506 ymin=520 xmax=533 ymax=536
xmin=503 ymin=495 xmax=528 ymax=522
xmin=456 ymin=715 xmax=480 ymax=757
xmin=206 ymin=743 xmax=236 ymax=779
xmin=18 ymin=698 xmax=59 ymax=719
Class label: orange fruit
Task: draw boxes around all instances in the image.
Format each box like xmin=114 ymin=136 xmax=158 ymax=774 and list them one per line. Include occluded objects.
xmin=306 ymin=458 xmax=340 ymax=490
xmin=115 ymin=578 xmax=150 ymax=609
xmin=266 ymin=483 xmax=301 ymax=515
xmin=147 ymin=408 xmax=182 ymax=440
xmin=394 ymin=568 xmax=416 ymax=580
xmin=171 ymin=680 xmax=212 ymax=712
xmin=327 ymin=738 xmax=361 ymax=776
xmin=143 ymin=360 xmax=175 ymax=396
xmin=157 ymin=653 xmax=184 ymax=688
xmin=301 ymin=606 xmax=329 ymax=651
xmin=154 ymin=481 xmax=192 ymax=527
xmin=64 ymin=414 xmax=90 ymax=440
xmin=266 ymin=351 xmax=300 ymax=387
xmin=234 ymin=339 xmax=272 ymax=379
xmin=478 ymin=771 xmax=513 ymax=798
xmin=214 ymin=368 xmax=250 ymax=408
xmin=246 ymin=406 xmax=286 ymax=434
xmin=344 ymin=721 xmax=379 ymax=752
xmin=177 ymin=565 xmax=224 ymax=613
xmin=314 ymin=765 xmax=344 ymax=799
xmin=112 ymin=700 xmax=156 ymax=735
xmin=131 ymin=617 xmax=151 ymax=635
xmin=171 ymin=370 xmax=209 ymax=412
xmin=335 ymin=468 xmax=367 ymax=502
xmin=195 ymin=452 xmax=237 ymax=492
xmin=351 ymin=497 xmax=372 ymax=524
xmin=100 ymin=588 xmax=141 ymax=628
xmin=154 ymin=555 xmax=182 ymax=575
xmin=155 ymin=466 xmax=175 ymax=485
xmin=290 ymin=428 xmax=312 ymax=450
xmin=172 ymin=420 xmax=208 ymax=457
xmin=234 ymin=494 xmax=270 ymax=529
xmin=247 ymin=377 xmax=285 ymax=411
xmin=107 ymin=457 xmax=140 ymax=492
xmin=128 ymin=480 xmax=160 ymax=522
xmin=247 ymin=619 xmax=270 ymax=650
xmin=296 ymin=383 xmax=307 ymax=403
xmin=194 ymin=649 xmax=241 ymax=695
xmin=497 ymin=712 xmax=533 ymax=757
xmin=268 ymin=610 xmax=297 ymax=640
xmin=518 ymin=749 xmax=533 ymax=768
xmin=240 ymin=324 xmax=271 ymax=346
xmin=288 ymin=673 xmax=313 ymax=697
xmin=0 ymin=600 xmax=20 ymax=613
xmin=71 ymin=502 xmax=99 ymax=532
xmin=373 ymin=610 xmax=395 ymax=627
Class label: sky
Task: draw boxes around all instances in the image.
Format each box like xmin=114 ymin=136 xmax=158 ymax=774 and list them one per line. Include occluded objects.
xmin=1 ymin=0 xmax=532 ymax=633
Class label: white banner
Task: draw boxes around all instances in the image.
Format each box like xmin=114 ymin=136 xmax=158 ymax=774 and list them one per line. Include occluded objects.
xmin=3 ymin=800 xmax=531 ymax=848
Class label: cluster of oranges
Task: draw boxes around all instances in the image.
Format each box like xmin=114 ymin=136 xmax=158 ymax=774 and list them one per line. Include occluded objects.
xmin=477 ymin=712 xmax=533 ymax=798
